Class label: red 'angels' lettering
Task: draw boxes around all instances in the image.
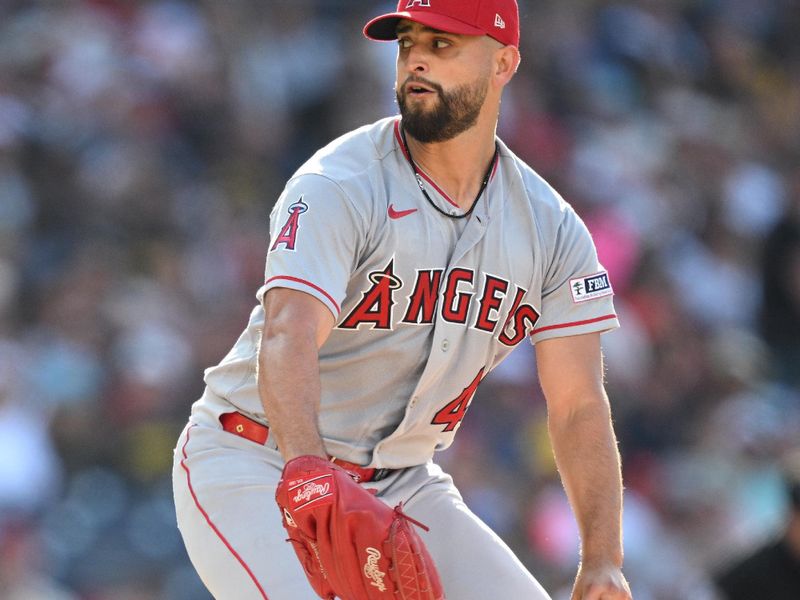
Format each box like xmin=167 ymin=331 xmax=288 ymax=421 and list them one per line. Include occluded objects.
xmin=270 ymin=197 xmax=309 ymax=252
xmin=498 ymin=287 xmax=540 ymax=346
xmin=431 ymin=368 xmax=484 ymax=432
xmin=338 ymin=266 xmax=538 ymax=344
xmin=402 ymin=269 xmax=444 ymax=324
xmin=442 ymin=268 xmax=474 ymax=323
xmin=473 ymin=274 xmax=509 ymax=332
xmin=339 ymin=260 xmax=402 ymax=330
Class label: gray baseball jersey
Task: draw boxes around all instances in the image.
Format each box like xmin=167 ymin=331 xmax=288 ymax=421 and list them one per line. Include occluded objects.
xmin=199 ymin=116 xmax=618 ymax=469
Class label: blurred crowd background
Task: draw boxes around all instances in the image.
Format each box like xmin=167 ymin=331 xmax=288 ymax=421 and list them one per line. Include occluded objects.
xmin=1 ymin=0 xmax=799 ymax=598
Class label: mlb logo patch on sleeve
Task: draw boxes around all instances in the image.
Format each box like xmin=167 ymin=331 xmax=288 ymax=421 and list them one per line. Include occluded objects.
xmin=570 ymin=271 xmax=613 ymax=303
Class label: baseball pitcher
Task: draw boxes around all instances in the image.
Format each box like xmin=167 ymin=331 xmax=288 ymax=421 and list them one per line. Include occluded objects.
xmin=172 ymin=1 xmax=633 ymax=599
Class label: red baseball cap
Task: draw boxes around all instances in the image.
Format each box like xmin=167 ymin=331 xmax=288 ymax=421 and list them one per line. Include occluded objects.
xmin=364 ymin=0 xmax=520 ymax=48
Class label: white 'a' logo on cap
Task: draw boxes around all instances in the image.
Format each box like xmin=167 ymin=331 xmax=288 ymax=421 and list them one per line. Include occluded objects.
xmin=406 ymin=0 xmax=431 ymax=7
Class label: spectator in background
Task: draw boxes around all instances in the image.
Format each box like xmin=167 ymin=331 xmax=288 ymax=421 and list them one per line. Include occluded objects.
xmin=0 ymin=520 xmax=76 ymax=600
xmin=760 ymin=173 xmax=800 ymax=384
xmin=715 ymin=451 xmax=800 ymax=600
xmin=0 ymin=1 xmax=798 ymax=597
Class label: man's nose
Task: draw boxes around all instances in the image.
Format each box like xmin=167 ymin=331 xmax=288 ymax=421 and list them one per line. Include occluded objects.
xmin=403 ymin=45 xmax=430 ymax=74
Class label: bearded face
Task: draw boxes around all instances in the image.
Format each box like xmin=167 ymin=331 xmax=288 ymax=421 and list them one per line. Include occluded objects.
xmin=396 ymin=73 xmax=489 ymax=143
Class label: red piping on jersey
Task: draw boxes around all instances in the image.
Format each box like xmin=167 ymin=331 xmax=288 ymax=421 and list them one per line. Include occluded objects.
xmin=395 ymin=119 xmax=411 ymax=162
xmin=530 ymin=314 xmax=617 ymax=336
xmin=180 ymin=425 xmax=270 ymax=600
xmin=414 ymin=168 xmax=460 ymax=207
xmin=394 ymin=120 xmax=500 ymax=208
xmin=265 ymin=275 xmax=341 ymax=315
xmin=393 ymin=120 xmax=458 ymax=206
xmin=490 ymin=153 xmax=500 ymax=180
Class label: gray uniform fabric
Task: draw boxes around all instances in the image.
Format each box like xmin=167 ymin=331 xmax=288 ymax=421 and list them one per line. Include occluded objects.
xmin=174 ymin=116 xmax=618 ymax=599
xmin=201 ymin=116 xmax=617 ymax=467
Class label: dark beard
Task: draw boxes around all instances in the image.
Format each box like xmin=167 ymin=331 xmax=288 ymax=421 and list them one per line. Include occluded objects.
xmin=396 ymin=75 xmax=488 ymax=143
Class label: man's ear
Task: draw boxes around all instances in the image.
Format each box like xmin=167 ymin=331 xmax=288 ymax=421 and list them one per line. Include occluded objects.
xmin=493 ymin=45 xmax=521 ymax=86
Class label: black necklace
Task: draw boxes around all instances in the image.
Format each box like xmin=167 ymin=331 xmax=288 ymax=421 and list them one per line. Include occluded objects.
xmin=400 ymin=126 xmax=499 ymax=220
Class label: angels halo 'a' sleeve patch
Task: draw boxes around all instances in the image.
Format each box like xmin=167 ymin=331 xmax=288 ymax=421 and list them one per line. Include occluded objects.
xmin=569 ymin=271 xmax=613 ymax=303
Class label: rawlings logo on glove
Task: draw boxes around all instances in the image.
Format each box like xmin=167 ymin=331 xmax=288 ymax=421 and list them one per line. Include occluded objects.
xmin=363 ymin=547 xmax=387 ymax=591
xmin=290 ymin=476 xmax=334 ymax=508
xmin=275 ymin=455 xmax=445 ymax=600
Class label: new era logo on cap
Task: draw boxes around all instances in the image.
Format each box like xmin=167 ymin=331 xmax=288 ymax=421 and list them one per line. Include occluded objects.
xmin=364 ymin=0 xmax=520 ymax=48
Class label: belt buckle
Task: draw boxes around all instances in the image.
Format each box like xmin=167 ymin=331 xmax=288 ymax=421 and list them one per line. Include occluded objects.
xmin=332 ymin=458 xmax=378 ymax=483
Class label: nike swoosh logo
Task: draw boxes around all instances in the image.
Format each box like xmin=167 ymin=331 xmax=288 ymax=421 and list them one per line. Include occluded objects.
xmin=388 ymin=204 xmax=418 ymax=219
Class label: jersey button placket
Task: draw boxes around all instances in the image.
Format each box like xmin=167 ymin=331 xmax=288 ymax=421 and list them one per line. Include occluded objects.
xmin=441 ymin=339 xmax=449 ymax=352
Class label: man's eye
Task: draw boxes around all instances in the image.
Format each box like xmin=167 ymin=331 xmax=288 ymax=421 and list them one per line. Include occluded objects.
xmin=434 ymin=39 xmax=451 ymax=49
xmin=399 ymin=39 xmax=412 ymax=49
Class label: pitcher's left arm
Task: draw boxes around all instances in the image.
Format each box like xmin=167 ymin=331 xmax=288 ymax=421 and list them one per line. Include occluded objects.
xmin=535 ymin=332 xmax=632 ymax=600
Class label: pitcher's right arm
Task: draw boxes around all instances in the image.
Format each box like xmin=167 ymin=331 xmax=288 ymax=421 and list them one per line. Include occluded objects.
xmin=258 ymin=288 xmax=334 ymax=461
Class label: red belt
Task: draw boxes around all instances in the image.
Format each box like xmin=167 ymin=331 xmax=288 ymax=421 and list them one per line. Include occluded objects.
xmin=219 ymin=411 xmax=394 ymax=483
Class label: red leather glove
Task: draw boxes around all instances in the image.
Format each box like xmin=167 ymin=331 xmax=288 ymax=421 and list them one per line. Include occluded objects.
xmin=275 ymin=455 xmax=445 ymax=600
